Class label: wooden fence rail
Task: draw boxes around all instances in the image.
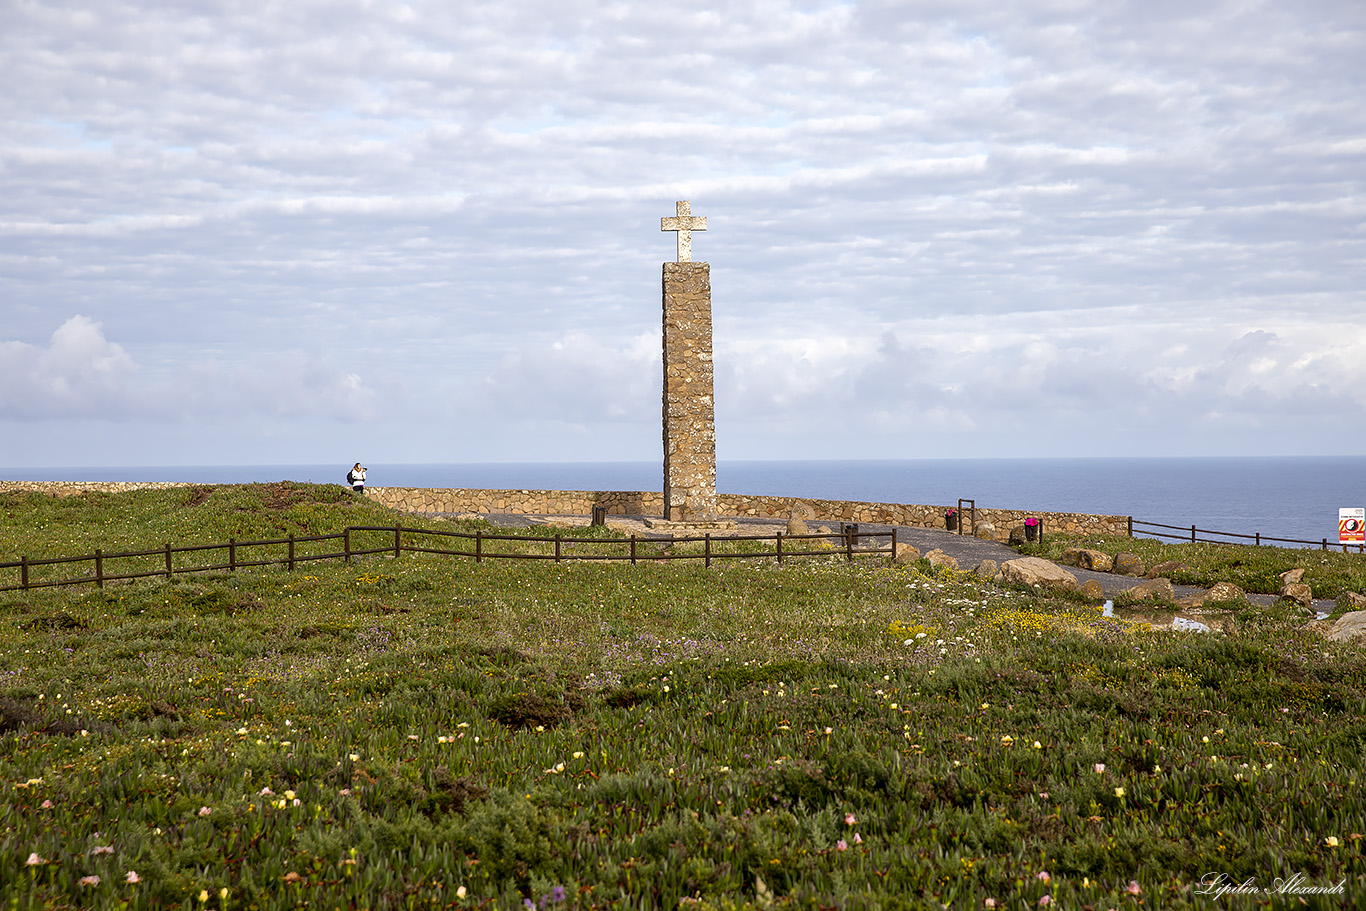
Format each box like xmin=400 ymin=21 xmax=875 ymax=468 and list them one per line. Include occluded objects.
xmin=0 ymin=524 xmax=898 ymax=593
xmin=1130 ymin=518 xmax=1364 ymax=553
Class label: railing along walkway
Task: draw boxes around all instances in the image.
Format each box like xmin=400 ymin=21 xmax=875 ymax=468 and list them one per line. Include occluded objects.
xmin=1130 ymin=518 xmax=1364 ymax=553
xmin=0 ymin=524 xmax=897 ymax=593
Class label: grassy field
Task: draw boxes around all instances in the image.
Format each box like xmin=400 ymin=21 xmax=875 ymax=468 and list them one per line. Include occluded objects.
xmin=1 ymin=485 xmax=1364 ymax=910
xmin=1020 ymin=533 xmax=1366 ymax=602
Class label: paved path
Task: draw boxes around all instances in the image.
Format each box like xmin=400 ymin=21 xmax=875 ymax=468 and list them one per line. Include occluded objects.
xmin=447 ymin=512 xmax=1335 ymax=614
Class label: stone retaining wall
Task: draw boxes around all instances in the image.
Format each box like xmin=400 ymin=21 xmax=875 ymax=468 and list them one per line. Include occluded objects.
xmin=0 ymin=481 xmax=1131 ymax=540
xmin=0 ymin=481 xmax=195 ymax=497
xmin=365 ymin=487 xmax=1129 ymax=539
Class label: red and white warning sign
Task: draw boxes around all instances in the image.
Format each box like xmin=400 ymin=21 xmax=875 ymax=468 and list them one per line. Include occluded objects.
xmin=1341 ymin=507 xmax=1365 ymax=544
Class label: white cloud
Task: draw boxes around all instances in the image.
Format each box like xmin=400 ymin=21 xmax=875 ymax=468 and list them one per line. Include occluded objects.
xmin=1 ymin=0 xmax=1363 ymax=464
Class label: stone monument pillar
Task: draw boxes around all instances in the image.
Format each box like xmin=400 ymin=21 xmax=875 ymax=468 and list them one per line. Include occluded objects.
xmin=660 ymin=201 xmax=717 ymax=521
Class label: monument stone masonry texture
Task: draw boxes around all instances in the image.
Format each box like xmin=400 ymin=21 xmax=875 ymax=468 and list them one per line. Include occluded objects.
xmin=660 ymin=201 xmax=718 ymax=521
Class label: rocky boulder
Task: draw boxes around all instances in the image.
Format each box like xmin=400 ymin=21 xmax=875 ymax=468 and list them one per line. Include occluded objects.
xmin=1079 ymin=580 xmax=1106 ymax=602
xmin=1176 ymin=582 xmax=1248 ymax=609
xmin=1060 ymin=547 xmax=1113 ymax=572
xmin=786 ymin=516 xmax=810 ymax=536
xmin=1146 ymin=560 xmax=1190 ymax=579
xmin=1327 ymin=611 xmax=1366 ymax=642
xmin=1280 ymin=582 xmax=1313 ymax=608
xmin=924 ymin=549 xmax=959 ymax=571
xmin=1008 ymin=525 xmax=1027 ymax=546
xmin=974 ymin=559 xmax=999 ymax=580
xmin=999 ymin=557 xmax=1079 ymax=593
xmin=1280 ymin=568 xmax=1305 ymax=585
xmin=1113 ymin=553 xmax=1146 ymax=576
xmin=974 ymin=521 xmax=997 ymax=540
xmin=1338 ymin=591 xmax=1366 ymax=611
xmin=1122 ymin=578 xmax=1176 ymax=603
xmin=893 ymin=543 xmax=922 ymax=565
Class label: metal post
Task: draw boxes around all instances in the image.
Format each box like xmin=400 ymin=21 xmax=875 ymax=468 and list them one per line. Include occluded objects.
xmin=95 ymin=549 xmax=104 ymax=588
xmin=288 ymin=534 xmax=296 ymax=571
xmin=165 ymin=542 xmax=173 ymax=578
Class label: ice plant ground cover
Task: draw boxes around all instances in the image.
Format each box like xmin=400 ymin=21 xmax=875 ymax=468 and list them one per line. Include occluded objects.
xmin=0 ymin=486 xmax=1364 ymax=909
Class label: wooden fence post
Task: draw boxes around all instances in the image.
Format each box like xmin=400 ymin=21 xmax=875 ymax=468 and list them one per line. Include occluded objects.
xmin=776 ymin=532 xmax=783 ymax=564
xmin=705 ymin=534 xmax=711 ymax=568
xmin=229 ymin=539 xmax=237 ymax=571
xmin=1190 ymin=525 xmax=1196 ymax=544
xmin=394 ymin=525 xmax=401 ymax=559
xmin=630 ymin=534 xmax=637 ymax=565
xmin=555 ymin=534 xmax=562 ymax=562
xmin=288 ymin=534 xmax=296 ymax=572
xmin=95 ymin=549 xmax=104 ymax=588
xmin=845 ymin=527 xmax=854 ymax=561
xmin=475 ymin=531 xmax=482 ymax=564
xmin=165 ymin=542 xmax=173 ymax=579
xmin=344 ymin=529 xmax=351 ymax=564
xmin=21 ymin=556 xmax=29 ymax=591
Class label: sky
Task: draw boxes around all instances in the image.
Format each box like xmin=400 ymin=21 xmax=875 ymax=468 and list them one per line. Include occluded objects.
xmin=2 ymin=0 xmax=1364 ymax=469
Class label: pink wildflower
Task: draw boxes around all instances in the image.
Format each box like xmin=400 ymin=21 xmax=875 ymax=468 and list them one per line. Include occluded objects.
xmin=92 ymin=846 xmax=114 ymax=855
xmin=1038 ymin=896 xmax=1052 ymax=907
xmin=836 ymin=839 xmax=848 ymax=851
xmin=1036 ymin=871 xmax=1051 ymax=883
xmin=25 ymin=852 xmax=45 ymax=866
xmin=125 ymin=871 xmax=141 ymax=884
xmin=197 ymin=806 xmax=212 ymax=817
xmin=844 ymin=813 xmax=857 ymax=825
xmin=853 ymin=833 xmax=862 ymax=844
xmin=79 ymin=875 xmax=102 ymax=887
xmin=40 ymin=800 xmax=54 ymax=809
xmin=1126 ymin=880 xmax=1142 ymax=895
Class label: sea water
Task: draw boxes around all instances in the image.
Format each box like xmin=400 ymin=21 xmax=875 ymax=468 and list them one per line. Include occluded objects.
xmin=5 ymin=457 xmax=1364 ymax=546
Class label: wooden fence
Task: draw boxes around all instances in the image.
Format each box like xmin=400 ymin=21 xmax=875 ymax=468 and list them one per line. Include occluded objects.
xmin=0 ymin=524 xmax=898 ymax=593
xmin=1131 ymin=518 xmax=1365 ymax=553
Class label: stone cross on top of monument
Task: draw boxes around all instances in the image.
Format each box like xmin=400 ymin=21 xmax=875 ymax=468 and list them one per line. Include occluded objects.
xmin=661 ymin=200 xmax=707 ymax=262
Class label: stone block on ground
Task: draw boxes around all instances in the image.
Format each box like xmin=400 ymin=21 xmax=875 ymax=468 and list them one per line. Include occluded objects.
xmin=1008 ymin=525 xmax=1027 ymax=546
xmin=1113 ymin=553 xmax=1146 ymax=576
xmin=786 ymin=516 xmax=809 ymax=536
xmin=973 ymin=521 xmax=996 ymax=540
xmin=1280 ymin=568 xmax=1305 ymax=585
xmin=1061 ymin=547 xmax=1113 ymax=572
xmin=974 ymin=559 xmax=998 ymax=580
xmin=1122 ymin=578 xmax=1175 ymax=603
xmin=999 ymin=557 xmax=1079 ymax=593
xmin=893 ymin=543 xmax=922 ymax=565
